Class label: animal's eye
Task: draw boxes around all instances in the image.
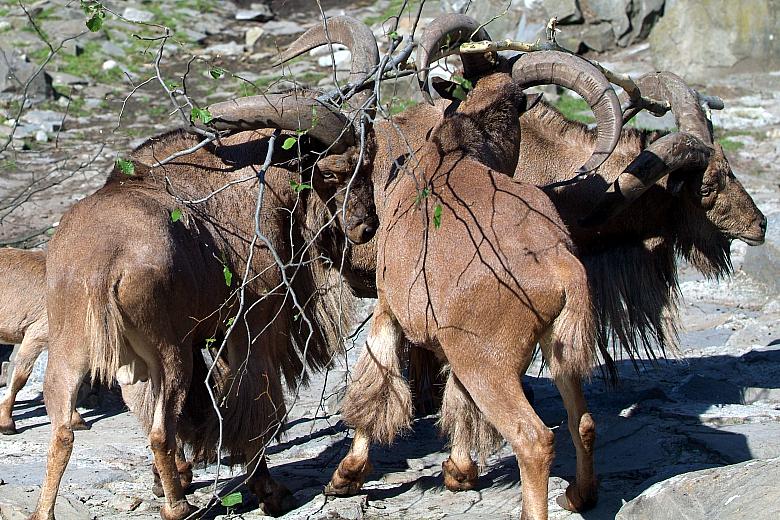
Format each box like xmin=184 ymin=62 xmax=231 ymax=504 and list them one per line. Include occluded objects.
xmin=699 ymin=185 xmax=715 ymax=197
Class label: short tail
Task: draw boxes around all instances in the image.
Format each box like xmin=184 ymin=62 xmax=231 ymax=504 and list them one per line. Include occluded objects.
xmin=544 ymin=257 xmax=597 ymax=381
xmin=84 ymin=279 xmax=127 ymax=384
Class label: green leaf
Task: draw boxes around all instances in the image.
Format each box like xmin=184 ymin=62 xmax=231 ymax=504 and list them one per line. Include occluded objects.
xmin=116 ymin=158 xmax=135 ymax=176
xmin=204 ymin=337 xmax=216 ymax=348
xmin=209 ymin=67 xmax=227 ymax=79
xmin=86 ymin=14 xmax=103 ymax=32
xmin=451 ymin=85 xmax=467 ymax=101
xmin=220 ymin=492 xmax=243 ymax=508
xmin=388 ymin=30 xmax=399 ymax=40
xmin=165 ymin=80 xmax=179 ymax=91
xmin=225 ymin=317 xmax=235 ymax=327
xmin=414 ymin=187 xmax=430 ymax=205
xmin=223 ymin=264 xmax=233 ymax=287
xmin=452 ymin=75 xmax=473 ymax=90
xmin=281 ymin=136 xmax=297 ymax=150
xmin=190 ymin=107 xmax=213 ymax=124
xmin=170 ymin=208 xmax=182 ymax=223
xmin=433 ymin=204 xmax=442 ymax=229
xmin=289 ymin=179 xmax=312 ymax=193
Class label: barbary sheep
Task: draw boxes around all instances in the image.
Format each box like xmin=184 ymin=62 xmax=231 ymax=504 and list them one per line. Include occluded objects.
xmin=326 ymin=69 xmax=600 ymax=520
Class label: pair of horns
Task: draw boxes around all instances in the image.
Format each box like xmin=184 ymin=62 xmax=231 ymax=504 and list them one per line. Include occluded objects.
xmin=416 ymin=14 xmax=622 ymax=174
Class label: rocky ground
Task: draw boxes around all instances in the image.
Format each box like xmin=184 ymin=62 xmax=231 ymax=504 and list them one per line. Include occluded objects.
xmin=1 ymin=1 xmax=779 ymax=519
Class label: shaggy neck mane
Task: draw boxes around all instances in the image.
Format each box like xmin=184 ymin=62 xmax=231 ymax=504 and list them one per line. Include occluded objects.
xmin=284 ymin=190 xmax=357 ymax=387
xmin=528 ymin=102 xmax=653 ymax=175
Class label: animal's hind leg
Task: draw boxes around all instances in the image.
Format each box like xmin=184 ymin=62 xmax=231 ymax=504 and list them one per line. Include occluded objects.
xmin=29 ymin=339 xmax=88 ymax=520
xmin=440 ymin=373 xmax=482 ymax=492
xmin=444 ymin=336 xmax=553 ymax=520
xmin=147 ymin=343 xmax=197 ymax=520
xmin=0 ymin=332 xmax=46 ymax=434
xmin=553 ymin=374 xmax=597 ymax=512
xmin=152 ymin=446 xmax=193 ymax=498
xmin=325 ymin=298 xmax=410 ymax=496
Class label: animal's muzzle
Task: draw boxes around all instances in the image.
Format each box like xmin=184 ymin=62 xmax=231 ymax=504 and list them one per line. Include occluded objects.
xmin=347 ymin=216 xmax=378 ymax=244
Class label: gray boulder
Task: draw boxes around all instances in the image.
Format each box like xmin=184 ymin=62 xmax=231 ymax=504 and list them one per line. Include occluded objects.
xmin=581 ymin=0 xmax=631 ymax=42
xmin=741 ymin=212 xmax=778 ymax=294
xmin=0 ymin=48 xmax=53 ymax=103
xmin=616 ymin=457 xmax=780 ymax=520
xmin=650 ymin=0 xmax=780 ymax=84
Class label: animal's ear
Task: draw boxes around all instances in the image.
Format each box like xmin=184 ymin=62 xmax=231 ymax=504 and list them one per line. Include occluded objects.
xmin=667 ymin=170 xmax=686 ymax=196
xmin=431 ymin=77 xmax=463 ymax=101
xmin=523 ymin=93 xmax=543 ymax=112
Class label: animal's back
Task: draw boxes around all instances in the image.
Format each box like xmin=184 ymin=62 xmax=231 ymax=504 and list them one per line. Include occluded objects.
xmin=380 ymin=154 xmax=577 ymax=346
xmin=0 ymin=248 xmax=46 ymax=343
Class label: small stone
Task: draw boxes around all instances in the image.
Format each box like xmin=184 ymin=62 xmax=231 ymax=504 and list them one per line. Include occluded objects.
xmin=204 ymin=42 xmax=245 ymax=57
xmin=102 ymin=60 xmax=117 ymax=71
xmin=245 ymin=27 xmax=265 ymax=48
xmin=0 ymin=21 xmax=11 ymax=31
xmin=34 ymin=130 xmax=48 ymax=142
xmin=236 ymin=3 xmax=274 ymax=22
xmin=317 ymin=49 xmax=351 ymax=69
xmin=122 ymin=7 xmax=154 ymax=23
xmin=107 ymin=495 xmax=142 ymax=512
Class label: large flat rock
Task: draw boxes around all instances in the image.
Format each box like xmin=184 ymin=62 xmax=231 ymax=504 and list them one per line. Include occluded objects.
xmin=616 ymin=457 xmax=780 ymax=520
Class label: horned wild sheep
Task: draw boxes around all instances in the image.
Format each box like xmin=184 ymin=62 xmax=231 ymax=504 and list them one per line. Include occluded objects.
xmin=326 ymin=69 xmax=602 ymax=520
xmin=29 ymin=21 xmax=381 ymax=518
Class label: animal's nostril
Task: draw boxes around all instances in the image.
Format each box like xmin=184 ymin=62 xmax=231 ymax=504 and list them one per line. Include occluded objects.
xmin=760 ymin=216 xmax=768 ymax=232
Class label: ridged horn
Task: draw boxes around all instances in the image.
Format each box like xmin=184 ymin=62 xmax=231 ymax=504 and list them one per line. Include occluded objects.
xmin=275 ymin=16 xmax=379 ymax=110
xmin=511 ymin=50 xmax=622 ymax=174
xmin=207 ymin=93 xmax=355 ymax=153
xmin=416 ymin=13 xmax=495 ymax=105
xmin=580 ymin=133 xmax=712 ymax=227
xmin=583 ymin=72 xmax=716 ymax=226
xmin=620 ymin=72 xmax=713 ymax=145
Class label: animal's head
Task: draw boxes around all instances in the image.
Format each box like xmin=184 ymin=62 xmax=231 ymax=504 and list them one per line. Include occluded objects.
xmin=205 ymin=16 xmax=382 ymax=245
xmin=314 ymin=148 xmax=378 ymax=245
xmin=672 ymin=142 xmax=766 ymax=247
xmin=584 ymin=72 xmax=766 ymax=263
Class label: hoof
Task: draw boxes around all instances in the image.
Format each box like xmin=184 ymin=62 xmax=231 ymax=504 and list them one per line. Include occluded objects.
xmin=324 ymin=457 xmax=372 ymax=497
xmin=442 ymin=457 xmax=478 ymax=492
xmin=160 ymin=499 xmax=198 ymax=520
xmin=254 ymin=483 xmax=297 ymax=516
xmin=70 ymin=419 xmax=90 ymax=431
xmin=0 ymin=420 xmax=17 ymax=435
xmin=556 ymin=483 xmax=597 ymax=513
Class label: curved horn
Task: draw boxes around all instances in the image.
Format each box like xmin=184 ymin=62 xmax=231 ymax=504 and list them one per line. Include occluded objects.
xmin=275 ymin=16 xmax=379 ymax=109
xmin=581 ymin=132 xmax=712 ymax=226
xmin=512 ymin=50 xmax=622 ymax=174
xmin=583 ymin=72 xmax=717 ymax=225
xmin=208 ymin=93 xmax=355 ymax=153
xmin=620 ymin=72 xmax=713 ymax=145
xmin=416 ymin=14 xmax=495 ymax=105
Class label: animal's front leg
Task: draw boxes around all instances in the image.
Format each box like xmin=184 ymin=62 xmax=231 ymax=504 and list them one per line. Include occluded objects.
xmin=325 ymin=298 xmax=410 ymax=496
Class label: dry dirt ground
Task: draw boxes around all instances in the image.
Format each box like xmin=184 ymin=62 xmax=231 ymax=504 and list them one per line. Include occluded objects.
xmin=1 ymin=3 xmax=779 ymax=520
